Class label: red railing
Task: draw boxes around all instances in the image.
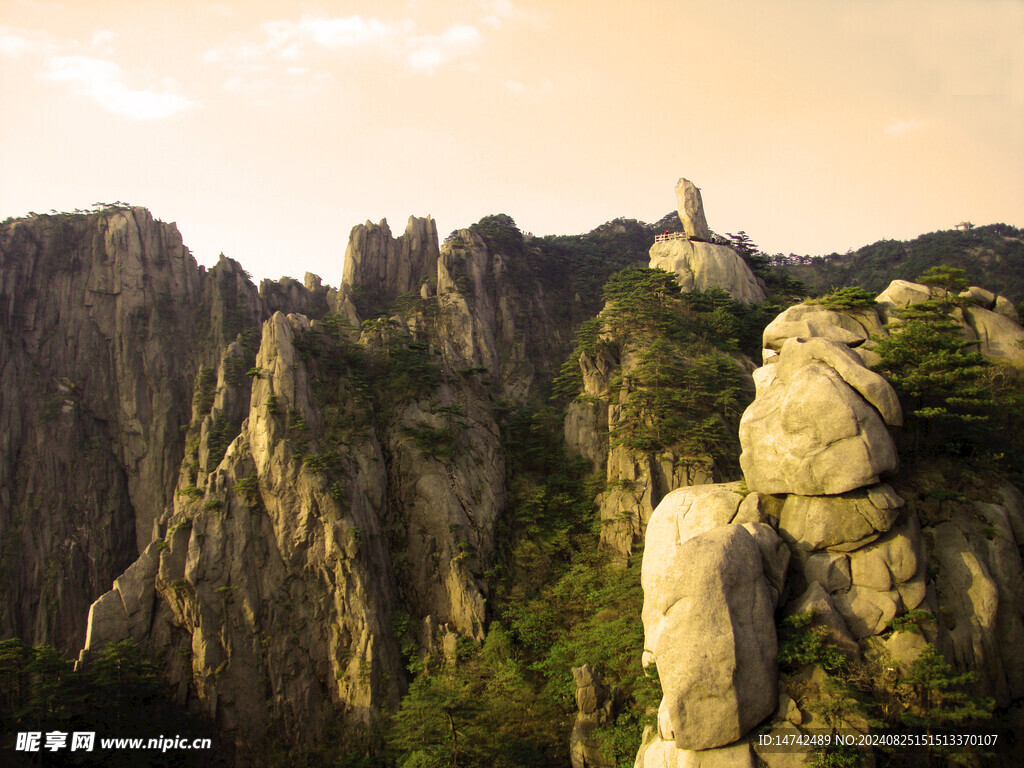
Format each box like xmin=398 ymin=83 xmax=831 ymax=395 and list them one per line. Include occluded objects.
xmin=654 ymin=231 xmax=689 ymax=243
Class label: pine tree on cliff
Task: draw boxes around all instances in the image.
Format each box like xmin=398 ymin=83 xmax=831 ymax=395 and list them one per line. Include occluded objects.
xmin=872 ymin=266 xmax=1018 ymax=459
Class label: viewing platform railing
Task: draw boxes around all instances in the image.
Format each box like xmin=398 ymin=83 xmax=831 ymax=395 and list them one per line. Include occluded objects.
xmin=654 ymin=231 xmax=689 ymax=243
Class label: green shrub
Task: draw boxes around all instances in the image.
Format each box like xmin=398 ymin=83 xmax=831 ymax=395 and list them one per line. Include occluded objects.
xmin=303 ymin=449 xmax=340 ymax=475
xmin=807 ymin=286 xmax=877 ymax=310
xmin=778 ymin=611 xmax=848 ymax=674
xmin=177 ymin=485 xmax=203 ymax=501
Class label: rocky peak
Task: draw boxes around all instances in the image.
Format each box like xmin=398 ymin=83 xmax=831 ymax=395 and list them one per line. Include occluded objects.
xmin=259 ymin=272 xmax=329 ymax=319
xmin=342 ymin=216 xmax=439 ymax=315
xmin=673 ymin=178 xmax=711 ymax=241
xmin=650 ymin=180 xmax=766 ymax=303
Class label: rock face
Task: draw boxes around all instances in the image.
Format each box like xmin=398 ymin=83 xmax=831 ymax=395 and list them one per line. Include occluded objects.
xmin=341 ymin=216 xmax=439 ymax=313
xmin=0 ymin=208 xmax=261 ymax=652
xmin=570 ymin=665 xmax=620 ymax=768
xmin=648 ymin=240 xmax=765 ymax=304
xmin=563 ymin=337 xmax=750 ymax=560
xmin=65 ymin=210 xmax=590 ymax=756
xmin=674 ymin=178 xmax=711 ymax=241
xmin=739 ymin=337 xmax=901 ymax=496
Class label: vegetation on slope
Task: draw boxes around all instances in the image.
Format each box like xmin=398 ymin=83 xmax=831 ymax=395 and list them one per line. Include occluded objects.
xmin=0 ymin=639 xmax=223 ymax=766
xmin=386 ymin=254 xmax=802 ymax=766
xmin=871 ymin=266 xmax=1024 ymax=476
xmin=387 ymin=402 xmax=658 ymax=768
xmin=781 ymin=224 xmax=1024 ymax=305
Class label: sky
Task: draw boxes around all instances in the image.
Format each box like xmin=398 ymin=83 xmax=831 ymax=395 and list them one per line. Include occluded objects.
xmin=1 ymin=0 xmax=1021 ymax=285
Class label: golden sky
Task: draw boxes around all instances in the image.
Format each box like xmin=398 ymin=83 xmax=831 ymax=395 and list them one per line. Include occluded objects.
xmin=2 ymin=0 xmax=1021 ymax=282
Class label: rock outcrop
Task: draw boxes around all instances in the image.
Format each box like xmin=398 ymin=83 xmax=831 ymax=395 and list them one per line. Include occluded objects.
xmin=638 ymin=480 xmax=788 ymax=764
xmin=637 ymin=278 xmax=1024 ymax=766
xmin=570 ymin=665 xmax=622 ymax=768
xmin=873 ymin=278 xmax=1024 ymax=370
xmin=65 ymin=209 xmax=590 ymax=756
xmin=0 ymin=208 xmax=261 ymax=652
xmin=342 ymin=216 xmax=439 ymax=313
xmin=674 ymin=179 xmax=711 ymax=241
xmin=761 ymin=304 xmax=886 ymax=364
xmin=563 ymin=183 xmax=764 ymax=560
xmin=563 ymin=332 xmax=750 ymax=560
xmin=648 ymin=180 xmax=765 ymax=304
xmin=648 ymin=239 xmax=765 ymax=304
xmin=643 ymin=523 xmax=787 ymax=750
xmin=739 ymin=337 xmax=902 ymax=496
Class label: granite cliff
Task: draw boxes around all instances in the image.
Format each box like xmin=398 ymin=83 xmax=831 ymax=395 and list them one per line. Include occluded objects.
xmin=634 ymin=278 xmax=1024 ymax=767
xmin=2 ymin=188 xmax=1021 ymax=767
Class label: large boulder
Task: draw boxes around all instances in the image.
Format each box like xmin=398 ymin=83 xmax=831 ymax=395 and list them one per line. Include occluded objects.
xmin=649 ymin=239 xmax=765 ymax=304
xmin=962 ymin=305 xmax=1024 ymax=369
xmin=739 ymin=337 xmax=901 ymax=496
xmin=635 ymin=730 xmax=758 ymax=768
xmin=778 ymin=484 xmax=903 ymax=552
xmin=642 ymin=523 xmax=787 ymax=751
xmin=674 ymin=178 xmax=712 ymax=241
xmin=761 ymin=304 xmax=887 ymax=365
xmin=874 ymin=279 xmax=932 ymax=317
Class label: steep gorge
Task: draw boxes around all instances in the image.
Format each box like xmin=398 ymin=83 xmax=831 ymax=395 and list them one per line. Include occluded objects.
xmin=1 ymin=204 xmax=620 ymax=758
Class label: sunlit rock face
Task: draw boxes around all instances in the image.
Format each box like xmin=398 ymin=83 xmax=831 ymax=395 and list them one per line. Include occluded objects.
xmin=72 ymin=207 xmax=587 ymax=754
xmin=674 ymin=178 xmax=711 ymax=241
xmin=739 ymin=337 xmax=901 ymax=496
xmin=649 ymin=239 xmax=765 ymax=304
xmin=0 ymin=207 xmax=261 ymax=652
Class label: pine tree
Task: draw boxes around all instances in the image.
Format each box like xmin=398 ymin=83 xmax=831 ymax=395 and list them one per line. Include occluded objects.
xmin=871 ymin=267 xmax=1023 ymax=461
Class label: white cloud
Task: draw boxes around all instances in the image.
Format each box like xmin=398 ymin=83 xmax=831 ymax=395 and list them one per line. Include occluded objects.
xmin=478 ymin=0 xmax=518 ymax=28
xmin=504 ymin=77 xmax=554 ymax=96
xmin=2 ymin=25 xmax=198 ymax=119
xmin=407 ymin=24 xmax=482 ymax=73
xmin=0 ymin=27 xmax=50 ymax=57
xmin=297 ymin=15 xmax=405 ymax=50
xmin=884 ymin=117 xmax=927 ymax=136
xmin=206 ymin=14 xmax=407 ymax=66
xmin=44 ymin=55 xmax=197 ymax=120
xmin=206 ymin=14 xmax=488 ymax=90
xmin=90 ymin=29 xmax=118 ymax=48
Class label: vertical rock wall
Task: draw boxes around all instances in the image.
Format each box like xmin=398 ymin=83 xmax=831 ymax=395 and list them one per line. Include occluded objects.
xmin=74 ymin=211 xmax=587 ymax=756
xmin=0 ymin=209 xmax=260 ymax=651
xmin=636 ymin=284 xmax=1024 ymax=766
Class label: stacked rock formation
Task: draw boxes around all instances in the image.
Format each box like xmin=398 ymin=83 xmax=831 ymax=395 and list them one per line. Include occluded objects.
xmin=636 ymin=278 xmax=1024 ymax=766
xmin=570 ymin=665 xmax=623 ymax=768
